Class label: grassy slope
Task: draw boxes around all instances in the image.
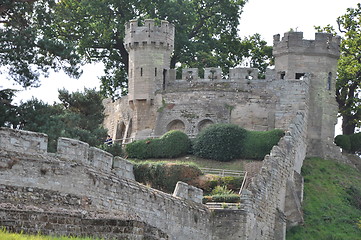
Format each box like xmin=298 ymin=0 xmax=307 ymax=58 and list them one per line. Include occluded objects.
xmin=286 ymin=157 xmax=361 ymax=240
xmin=0 ymin=229 xmax=97 ymax=240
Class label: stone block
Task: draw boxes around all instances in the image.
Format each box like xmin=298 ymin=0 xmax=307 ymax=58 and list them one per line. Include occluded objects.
xmin=88 ymin=147 xmax=113 ymax=172
xmin=0 ymin=127 xmax=48 ymax=153
xmin=57 ymin=137 xmax=89 ymax=163
xmin=173 ymin=181 xmax=203 ymax=203
xmin=113 ymin=157 xmax=135 ymax=180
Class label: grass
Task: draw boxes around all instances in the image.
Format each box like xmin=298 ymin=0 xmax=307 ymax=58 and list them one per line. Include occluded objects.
xmin=129 ymin=155 xmax=246 ymax=171
xmin=0 ymin=228 xmax=99 ymax=240
xmin=286 ymin=157 xmax=361 ymax=240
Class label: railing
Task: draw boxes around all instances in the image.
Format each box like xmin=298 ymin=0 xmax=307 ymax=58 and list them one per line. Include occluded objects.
xmin=200 ymin=168 xmax=246 ymax=177
xmin=200 ymin=167 xmax=248 ymax=196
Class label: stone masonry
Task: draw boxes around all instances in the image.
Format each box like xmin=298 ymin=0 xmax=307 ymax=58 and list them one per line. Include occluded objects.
xmin=103 ymin=20 xmax=341 ymax=163
xmin=0 ymin=19 xmax=344 ymax=240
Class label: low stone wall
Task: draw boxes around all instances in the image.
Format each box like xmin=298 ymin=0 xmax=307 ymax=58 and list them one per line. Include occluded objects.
xmin=0 ymin=127 xmax=212 ymax=239
xmin=0 ymin=208 xmax=169 ymax=239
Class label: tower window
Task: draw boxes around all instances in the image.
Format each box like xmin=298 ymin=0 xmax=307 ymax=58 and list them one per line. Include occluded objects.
xmin=280 ymin=71 xmax=285 ymax=80
xmin=141 ymin=67 xmax=143 ymax=76
xmin=327 ymin=72 xmax=332 ymax=90
xmin=295 ymin=73 xmax=305 ymax=80
xmin=155 ymin=68 xmax=157 ymax=77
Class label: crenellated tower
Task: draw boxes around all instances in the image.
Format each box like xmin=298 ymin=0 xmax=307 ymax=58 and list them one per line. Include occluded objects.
xmin=124 ymin=19 xmax=175 ymax=102
xmin=124 ymin=19 xmax=175 ymax=139
xmin=273 ymin=32 xmax=341 ymax=158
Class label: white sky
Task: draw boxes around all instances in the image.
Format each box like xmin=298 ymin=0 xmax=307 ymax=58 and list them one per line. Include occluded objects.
xmin=1 ymin=0 xmax=360 ymax=104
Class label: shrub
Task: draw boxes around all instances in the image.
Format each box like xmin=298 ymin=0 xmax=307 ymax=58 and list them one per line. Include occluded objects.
xmin=350 ymin=132 xmax=361 ymax=154
xmin=334 ymin=134 xmax=351 ymax=152
xmin=98 ymin=143 xmax=123 ymax=156
xmin=193 ymin=124 xmax=247 ymax=161
xmin=125 ymin=130 xmax=191 ymax=159
xmin=202 ymin=194 xmax=240 ymax=203
xmin=132 ymin=161 xmax=202 ymax=193
xmin=241 ymin=129 xmax=284 ymax=160
xmin=211 ymin=185 xmax=234 ymax=195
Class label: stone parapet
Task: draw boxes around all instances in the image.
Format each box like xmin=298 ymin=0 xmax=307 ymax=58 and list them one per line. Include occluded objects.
xmin=273 ymin=32 xmax=340 ymax=58
xmin=173 ymin=181 xmax=203 ymax=203
xmin=0 ymin=127 xmax=47 ymax=153
xmin=124 ymin=19 xmax=174 ymax=51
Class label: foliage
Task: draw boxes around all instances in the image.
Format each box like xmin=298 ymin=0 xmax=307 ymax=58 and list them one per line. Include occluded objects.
xmin=0 ymin=0 xmax=82 ymax=87
xmin=16 ymin=88 xmax=107 ymax=152
xmin=132 ymin=161 xmax=202 ymax=193
xmin=334 ymin=133 xmax=361 ymax=154
xmin=315 ymin=3 xmax=361 ymax=134
xmin=349 ymin=132 xmax=361 ymax=154
xmin=0 ymin=88 xmax=19 ymax=127
xmin=0 ymin=227 xmax=99 ymax=239
xmin=192 ymin=175 xmax=243 ymax=194
xmin=125 ymin=130 xmax=191 ymax=159
xmin=193 ymin=124 xmax=247 ymax=162
xmin=202 ymin=194 xmax=240 ymax=204
xmin=241 ymin=129 xmax=284 ymax=160
xmin=97 ymin=143 xmax=123 ymax=157
xmin=334 ymin=134 xmax=352 ymax=152
xmin=51 ymin=0 xmax=273 ymax=98
xmin=210 ymin=185 xmax=234 ymax=195
xmin=286 ymin=158 xmax=361 ymax=240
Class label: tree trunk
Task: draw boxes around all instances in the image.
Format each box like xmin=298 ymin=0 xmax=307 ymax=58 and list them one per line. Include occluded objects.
xmin=342 ymin=114 xmax=356 ymax=135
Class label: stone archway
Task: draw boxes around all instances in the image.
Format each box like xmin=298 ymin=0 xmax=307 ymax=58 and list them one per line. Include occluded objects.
xmin=198 ymin=119 xmax=214 ymax=132
xmin=166 ymin=120 xmax=185 ymax=132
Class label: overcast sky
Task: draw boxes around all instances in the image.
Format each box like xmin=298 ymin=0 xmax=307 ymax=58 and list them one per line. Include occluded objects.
xmin=1 ymin=0 xmax=360 ymax=104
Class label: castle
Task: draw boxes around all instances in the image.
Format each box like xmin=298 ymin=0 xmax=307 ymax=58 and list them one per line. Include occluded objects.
xmin=103 ymin=19 xmax=341 ymax=160
xmin=0 ymin=19 xmax=345 ymax=240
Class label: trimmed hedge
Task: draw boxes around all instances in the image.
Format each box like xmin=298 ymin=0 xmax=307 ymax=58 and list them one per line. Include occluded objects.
xmin=132 ymin=161 xmax=202 ymax=193
xmin=334 ymin=134 xmax=351 ymax=152
xmin=193 ymin=124 xmax=247 ymax=162
xmin=202 ymin=194 xmax=240 ymax=203
xmin=125 ymin=130 xmax=191 ymax=159
xmin=241 ymin=129 xmax=284 ymax=160
xmin=335 ymin=133 xmax=361 ymax=154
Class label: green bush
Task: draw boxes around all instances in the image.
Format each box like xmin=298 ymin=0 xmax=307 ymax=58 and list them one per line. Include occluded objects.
xmin=125 ymin=130 xmax=191 ymax=159
xmin=132 ymin=161 xmax=202 ymax=193
xmin=334 ymin=134 xmax=351 ymax=152
xmin=241 ymin=129 xmax=284 ymax=160
xmin=202 ymin=194 xmax=240 ymax=203
xmin=211 ymin=185 xmax=234 ymax=195
xmin=193 ymin=124 xmax=247 ymax=161
xmin=97 ymin=143 xmax=123 ymax=156
xmin=335 ymin=133 xmax=361 ymax=154
xmin=350 ymin=132 xmax=361 ymax=154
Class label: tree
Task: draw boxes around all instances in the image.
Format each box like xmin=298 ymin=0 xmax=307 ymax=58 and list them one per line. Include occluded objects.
xmin=0 ymin=88 xmax=18 ymax=127
xmin=17 ymin=88 xmax=108 ymax=151
xmin=316 ymin=3 xmax=361 ymax=134
xmin=52 ymin=0 xmax=272 ymax=98
xmin=0 ymin=0 xmax=82 ymax=87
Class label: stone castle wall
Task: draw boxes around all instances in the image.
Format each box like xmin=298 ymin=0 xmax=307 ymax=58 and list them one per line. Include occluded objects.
xmin=1 ymin=106 xmax=309 ymax=239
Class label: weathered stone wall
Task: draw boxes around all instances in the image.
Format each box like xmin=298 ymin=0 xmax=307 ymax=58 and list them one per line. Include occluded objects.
xmin=0 ymin=208 xmax=169 ymax=239
xmin=238 ymin=111 xmax=308 ymax=240
xmin=0 ymin=127 xmax=213 ymax=239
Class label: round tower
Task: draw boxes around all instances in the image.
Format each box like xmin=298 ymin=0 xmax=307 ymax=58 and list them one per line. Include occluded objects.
xmin=124 ymin=19 xmax=175 ymax=103
xmin=123 ymin=19 xmax=174 ymax=139
xmin=273 ymin=32 xmax=341 ymax=158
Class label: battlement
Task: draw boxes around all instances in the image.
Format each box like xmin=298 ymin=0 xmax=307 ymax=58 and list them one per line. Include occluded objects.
xmin=0 ymin=127 xmax=135 ymax=180
xmin=273 ymin=32 xmax=340 ymax=58
xmin=124 ymin=19 xmax=175 ymax=51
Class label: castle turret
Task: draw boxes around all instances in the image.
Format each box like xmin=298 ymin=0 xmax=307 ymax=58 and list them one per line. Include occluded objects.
xmin=124 ymin=19 xmax=175 ymax=139
xmin=124 ymin=19 xmax=175 ymax=102
xmin=273 ymin=32 xmax=341 ymax=158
